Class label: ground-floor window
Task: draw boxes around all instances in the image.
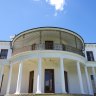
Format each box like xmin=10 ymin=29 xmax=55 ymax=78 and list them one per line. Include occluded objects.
xmin=44 ymin=69 xmax=54 ymax=93
xmin=28 ymin=71 xmax=34 ymax=93
xmin=90 ymin=75 xmax=95 ymax=93
xmin=28 ymin=70 xmax=69 ymax=93
xmin=64 ymin=71 xmax=69 ymax=93
xmin=0 ymin=74 xmax=4 ymax=93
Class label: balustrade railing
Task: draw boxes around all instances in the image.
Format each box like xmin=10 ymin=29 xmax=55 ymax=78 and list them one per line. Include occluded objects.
xmin=12 ymin=43 xmax=84 ymax=57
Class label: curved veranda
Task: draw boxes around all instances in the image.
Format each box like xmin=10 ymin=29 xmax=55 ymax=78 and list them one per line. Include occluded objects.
xmin=0 ymin=27 xmax=93 ymax=96
xmin=12 ymin=27 xmax=84 ymax=56
xmin=0 ymin=50 xmax=93 ymax=95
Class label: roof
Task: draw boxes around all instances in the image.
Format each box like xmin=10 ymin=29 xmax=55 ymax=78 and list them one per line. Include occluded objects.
xmin=12 ymin=26 xmax=85 ymax=44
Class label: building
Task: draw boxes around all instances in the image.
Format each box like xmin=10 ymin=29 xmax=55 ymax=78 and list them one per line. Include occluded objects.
xmin=0 ymin=27 xmax=96 ymax=96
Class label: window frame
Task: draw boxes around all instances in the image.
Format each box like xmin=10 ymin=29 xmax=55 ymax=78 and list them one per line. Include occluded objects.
xmin=86 ymin=51 xmax=94 ymax=61
xmin=0 ymin=49 xmax=8 ymax=59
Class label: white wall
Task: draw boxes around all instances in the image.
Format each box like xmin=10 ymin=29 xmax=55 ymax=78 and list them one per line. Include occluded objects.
xmin=1 ymin=59 xmax=90 ymax=95
xmin=0 ymin=41 xmax=12 ymax=95
xmin=1 ymin=43 xmax=96 ymax=95
xmin=0 ymin=41 xmax=12 ymax=59
xmin=42 ymin=59 xmax=61 ymax=93
xmin=1 ymin=66 xmax=9 ymax=95
xmin=85 ymin=44 xmax=96 ymax=61
xmin=68 ymin=65 xmax=80 ymax=94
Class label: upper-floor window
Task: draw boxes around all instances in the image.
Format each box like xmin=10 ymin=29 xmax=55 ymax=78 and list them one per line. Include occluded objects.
xmin=90 ymin=75 xmax=94 ymax=80
xmin=45 ymin=41 xmax=53 ymax=50
xmin=0 ymin=49 xmax=8 ymax=59
xmin=32 ymin=44 xmax=36 ymax=50
xmin=86 ymin=51 xmax=94 ymax=61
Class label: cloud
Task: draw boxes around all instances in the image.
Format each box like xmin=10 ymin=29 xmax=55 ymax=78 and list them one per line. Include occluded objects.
xmin=46 ymin=0 xmax=66 ymax=11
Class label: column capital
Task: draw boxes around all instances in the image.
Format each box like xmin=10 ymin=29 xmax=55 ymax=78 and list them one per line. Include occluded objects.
xmin=92 ymin=66 xmax=95 ymax=69
xmin=77 ymin=61 xmax=80 ymax=64
xmin=9 ymin=64 xmax=13 ymax=68
xmin=19 ymin=61 xmax=23 ymax=64
xmin=84 ymin=65 xmax=87 ymax=68
xmin=60 ymin=56 xmax=65 ymax=60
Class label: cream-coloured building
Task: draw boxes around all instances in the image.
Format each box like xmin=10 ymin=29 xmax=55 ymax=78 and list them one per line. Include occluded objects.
xmin=0 ymin=27 xmax=96 ymax=96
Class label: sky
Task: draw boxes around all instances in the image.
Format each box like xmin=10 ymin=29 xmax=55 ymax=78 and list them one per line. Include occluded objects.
xmin=0 ymin=0 xmax=96 ymax=43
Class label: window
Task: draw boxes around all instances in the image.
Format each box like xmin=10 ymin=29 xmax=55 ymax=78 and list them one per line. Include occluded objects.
xmin=32 ymin=44 xmax=36 ymax=50
xmin=64 ymin=71 xmax=69 ymax=93
xmin=86 ymin=51 xmax=94 ymax=61
xmin=45 ymin=41 xmax=53 ymax=50
xmin=0 ymin=49 xmax=8 ymax=59
xmin=44 ymin=69 xmax=54 ymax=93
xmin=28 ymin=71 xmax=34 ymax=93
xmin=90 ymin=75 xmax=94 ymax=80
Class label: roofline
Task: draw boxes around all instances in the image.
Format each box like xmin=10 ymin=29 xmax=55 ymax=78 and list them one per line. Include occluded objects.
xmin=0 ymin=40 xmax=11 ymax=42
xmin=12 ymin=27 xmax=85 ymax=46
xmin=85 ymin=43 xmax=96 ymax=44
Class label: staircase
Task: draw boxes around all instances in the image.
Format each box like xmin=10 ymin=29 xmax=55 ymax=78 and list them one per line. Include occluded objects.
xmin=5 ymin=93 xmax=93 ymax=96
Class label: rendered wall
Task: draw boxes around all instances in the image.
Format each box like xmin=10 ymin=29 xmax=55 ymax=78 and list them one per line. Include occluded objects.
xmin=0 ymin=59 xmax=90 ymax=95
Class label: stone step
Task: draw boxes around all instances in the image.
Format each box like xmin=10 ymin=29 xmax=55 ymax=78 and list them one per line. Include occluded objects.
xmin=5 ymin=93 xmax=93 ymax=96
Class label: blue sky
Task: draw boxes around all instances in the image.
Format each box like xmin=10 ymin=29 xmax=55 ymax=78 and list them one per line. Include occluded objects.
xmin=0 ymin=0 xmax=96 ymax=43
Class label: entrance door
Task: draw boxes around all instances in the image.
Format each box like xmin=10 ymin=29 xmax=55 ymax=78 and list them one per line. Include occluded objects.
xmin=45 ymin=41 xmax=53 ymax=49
xmin=64 ymin=71 xmax=69 ymax=93
xmin=45 ymin=69 xmax=54 ymax=93
xmin=28 ymin=71 xmax=34 ymax=93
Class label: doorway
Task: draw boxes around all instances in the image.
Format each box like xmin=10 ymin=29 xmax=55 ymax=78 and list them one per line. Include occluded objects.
xmin=64 ymin=71 xmax=69 ymax=93
xmin=45 ymin=41 xmax=53 ymax=49
xmin=28 ymin=71 xmax=34 ymax=93
xmin=44 ymin=69 xmax=55 ymax=93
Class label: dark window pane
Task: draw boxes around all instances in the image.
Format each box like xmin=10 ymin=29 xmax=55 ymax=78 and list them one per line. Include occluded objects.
xmin=91 ymin=75 xmax=94 ymax=80
xmin=32 ymin=44 xmax=36 ymax=50
xmin=0 ymin=49 xmax=8 ymax=59
xmin=86 ymin=51 xmax=94 ymax=61
xmin=28 ymin=71 xmax=34 ymax=93
xmin=45 ymin=41 xmax=53 ymax=50
xmin=64 ymin=71 xmax=69 ymax=93
xmin=45 ymin=69 xmax=54 ymax=93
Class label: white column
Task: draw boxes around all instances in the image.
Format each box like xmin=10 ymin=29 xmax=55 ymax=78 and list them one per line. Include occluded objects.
xmin=36 ymin=57 xmax=42 ymax=93
xmin=84 ymin=66 xmax=92 ymax=94
xmin=15 ymin=62 xmax=23 ymax=94
xmin=0 ymin=65 xmax=4 ymax=87
xmin=92 ymin=67 xmax=96 ymax=88
xmin=6 ymin=64 xmax=13 ymax=94
xmin=76 ymin=61 xmax=84 ymax=94
xmin=60 ymin=58 xmax=66 ymax=93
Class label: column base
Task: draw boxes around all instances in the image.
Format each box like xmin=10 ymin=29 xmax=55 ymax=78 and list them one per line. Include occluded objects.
xmin=62 ymin=92 xmax=67 ymax=94
xmin=36 ymin=90 xmax=42 ymax=94
xmin=15 ymin=92 xmax=20 ymax=94
xmin=80 ymin=92 xmax=85 ymax=95
xmin=6 ymin=93 xmax=10 ymax=95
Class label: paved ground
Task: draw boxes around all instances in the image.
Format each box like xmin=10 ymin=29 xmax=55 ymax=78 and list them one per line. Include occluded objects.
xmin=5 ymin=93 xmax=93 ymax=96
